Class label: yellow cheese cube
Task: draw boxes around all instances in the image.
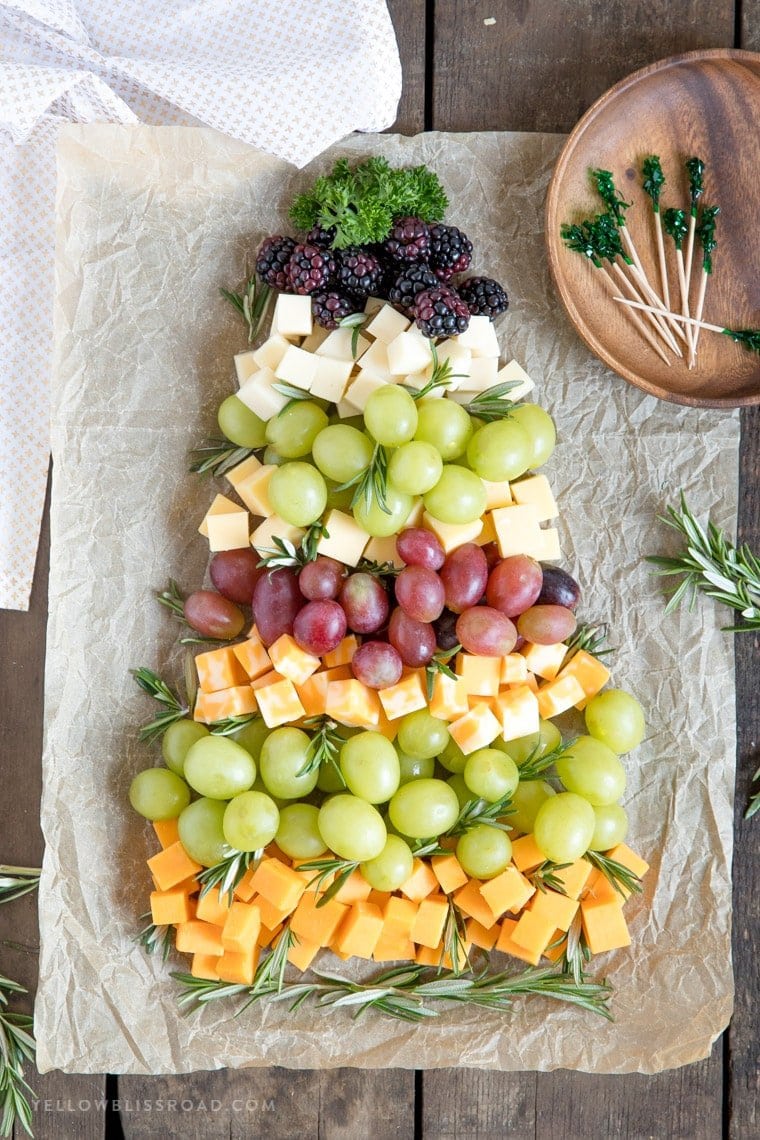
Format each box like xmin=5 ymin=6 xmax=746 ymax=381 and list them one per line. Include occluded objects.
xmin=520 ymin=641 xmax=567 ymax=681
xmin=491 ymin=504 xmax=544 ymax=559
xmin=195 ymin=646 xmax=249 ymax=693
xmin=232 ymin=464 xmax=276 ymax=516
xmin=323 ymin=636 xmax=359 ymax=668
xmin=325 ymin=679 xmax=381 ymax=728
xmin=448 ymin=702 xmax=501 ymax=755
xmin=225 ymin=453 xmax=262 ymax=488
xmin=206 ymin=510 xmax=250 ymax=552
xmin=301 ymin=325 xmax=330 ymax=353
xmin=403 ymin=498 xmax=425 ymax=529
xmin=456 ymin=654 xmax=502 ymax=697
xmin=428 ymin=672 xmax=470 ymax=721
xmin=251 ymin=515 xmax=305 ymax=555
xmin=495 ymin=685 xmax=540 ymax=742
xmin=232 ymin=634 xmax=272 ymax=680
xmin=268 ymin=634 xmax=320 ymax=685
xmin=456 ymin=315 xmax=499 ymax=358
xmin=532 ymin=527 xmax=561 ymax=561
xmin=481 ymin=478 xmax=512 ymax=510
xmin=497 ymin=359 xmax=534 ymax=401
xmin=536 ymin=674 xmax=587 ymax=719
xmin=347 ymin=370 xmax=389 ymax=407
xmin=366 ymin=303 xmax=411 ymax=343
xmin=555 ymin=649 xmax=611 ymax=702
xmin=399 ymin=858 xmax=438 ymax=902
xmin=255 ymin=678 xmax=306 ymax=727
xmin=424 ymin=338 xmax=472 ymax=387
xmin=552 ymin=858 xmax=593 ymax=900
xmin=316 ymin=510 xmax=370 ymax=567
xmin=198 ymin=493 xmax=242 ymax=538
xmin=500 ymin=653 xmax=529 ymax=685
xmin=410 ymin=895 xmax=448 ymax=949
xmin=474 ymin=511 xmax=498 ymax=547
xmin=422 ymin=511 xmax=483 ymax=554
xmin=275 ymin=344 xmax=319 ymax=391
xmin=510 ymin=474 xmax=558 ymax=522
xmin=252 ymin=333 xmax=291 ymax=372
xmin=316 ymin=326 xmax=370 ymax=361
xmin=363 ymin=534 xmax=404 ymax=569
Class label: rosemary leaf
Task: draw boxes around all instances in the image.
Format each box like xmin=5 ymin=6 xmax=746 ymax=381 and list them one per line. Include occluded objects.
xmin=209 ymin=714 xmax=260 ymax=737
xmin=295 ymin=856 xmax=358 ymax=906
xmin=0 ymin=972 xmax=36 ymax=1139
xmin=563 ymin=622 xmax=614 ymax=661
xmin=529 ymin=861 xmax=572 ymax=895
xmin=221 ymin=278 xmax=272 ymax=342
xmin=197 ymin=848 xmax=263 ymax=904
xmin=462 ymin=380 xmax=521 ymax=422
xmin=745 ymin=766 xmax=760 ymax=821
xmin=296 ymin=716 xmax=345 ymax=785
xmin=585 ymin=850 xmax=642 ymax=899
xmin=334 ymin=443 xmax=390 ymax=515
xmin=0 ymin=867 xmax=41 ymax=906
xmin=135 ymin=914 xmax=174 ymax=963
xmin=513 ymin=740 xmax=568 ymax=782
xmin=130 ymin=668 xmax=190 ymax=742
xmin=424 ymin=645 xmax=461 ymax=701
xmin=189 ymin=439 xmax=257 ymax=478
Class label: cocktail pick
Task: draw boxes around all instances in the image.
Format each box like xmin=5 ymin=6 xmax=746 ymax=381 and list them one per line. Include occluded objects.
xmin=663 ymin=207 xmax=693 ymax=359
xmin=641 ymin=156 xmax=670 ymax=310
xmin=611 ymin=296 xmax=760 ymax=356
xmin=691 ymin=205 xmax=720 ymax=363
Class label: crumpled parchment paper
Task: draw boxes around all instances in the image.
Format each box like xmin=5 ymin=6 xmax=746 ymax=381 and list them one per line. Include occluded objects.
xmin=35 ymin=124 xmax=737 ymax=1075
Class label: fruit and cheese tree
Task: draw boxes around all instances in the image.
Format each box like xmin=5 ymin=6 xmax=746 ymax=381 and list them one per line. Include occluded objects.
xmin=130 ymin=159 xmax=648 ymax=1022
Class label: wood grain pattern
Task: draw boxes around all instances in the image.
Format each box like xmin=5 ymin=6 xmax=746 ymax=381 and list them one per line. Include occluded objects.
xmin=386 ymin=0 xmax=428 ymax=133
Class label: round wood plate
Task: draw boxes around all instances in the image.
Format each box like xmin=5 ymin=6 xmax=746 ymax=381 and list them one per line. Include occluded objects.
xmin=546 ymin=49 xmax=760 ymax=407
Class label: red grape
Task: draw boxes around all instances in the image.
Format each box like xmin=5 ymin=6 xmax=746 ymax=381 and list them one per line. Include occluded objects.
xmin=396 ymin=528 xmax=445 ymax=570
xmin=388 ymin=607 xmax=436 ymax=667
xmin=352 ymin=641 xmax=404 ymax=689
xmin=184 ymin=590 xmax=245 ymax=640
xmin=209 ymin=549 xmax=263 ymax=606
xmin=298 ymin=556 xmax=345 ymax=601
xmin=517 ymin=604 xmax=577 ymax=645
xmin=339 ymin=573 xmax=389 ymax=634
xmin=486 ymin=555 xmax=543 ymax=618
xmin=293 ymin=600 xmax=347 ymax=655
xmin=395 ymin=566 xmax=446 ymax=623
xmin=456 ymin=606 xmax=517 ymax=656
xmin=252 ymin=568 xmax=303 ymax=646
xmin=537 ymin=565 xmax=581 ymax=611
xmin=434 ymin=609 xmax=460 ymax=651
xmin=440 ymin=544 xmax=488 ymax=614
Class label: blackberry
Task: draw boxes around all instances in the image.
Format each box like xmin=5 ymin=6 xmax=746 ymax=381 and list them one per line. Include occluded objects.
xmin=428 ymin=223 xmax=473 ymax=281
xmin=388 ymin=263 xmax=438 ymax=317
xmin=413 ymin=285 xmax=470 ymax=339
xmin=383 ymin=216 xmax=431 ymax=263
xmin=286 ymin=242 xmax=337 ymax=295
xmin=255 ymin=234 xmax=296 ymax=291
xmin=307 ymin=224 xmax=337 ymax=249
xmin=458 ymin=276 xmax=509 ymax=319
xmin=336 ymin=247 xmax=384 ymax=300
xmin=311 ymin=289 xmax=363 ymax=330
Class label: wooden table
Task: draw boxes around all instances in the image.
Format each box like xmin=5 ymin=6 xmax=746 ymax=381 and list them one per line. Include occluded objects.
xmin=2 ymin=3 xmax=758 ymax=1136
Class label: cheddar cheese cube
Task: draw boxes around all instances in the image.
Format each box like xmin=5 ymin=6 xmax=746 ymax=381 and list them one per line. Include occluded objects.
xmin=496 ymin=917 xmax=541 ymax=965
xmin=290 ymin=892 xmax=348 ymax=947
xmin=554 ymin=648 xmax=611 ymax=703
xmin=251 ymin=515 xmax=305 ymax=556
xmin=195 ymin=886 xmax=232 ymax=927
xmin=196 ymin=646 xmax=249 ymax=694
xmin=536 ymin=674 xmax=586 ymax=719
xmin=520 ymin=641 xmax=567 ymax=682
xmin=256 ymin=895 xmax=296 ymax=930
xmin=148 ymin=842 xmax=202 ymax=891
xmin=232 ymin=464 xmax=276 ymax=517
xmin=510 ymin=474 xmax=558 ymax=521
xmin=286 ymin=937 xmax=321 ymax=971
xmin=552 ymin=858 xmax=593 ymax=900
xmin=153 ymin=818 xmax=180 ymax=849
xmin=465 ymin=917 xmax=499 ymax=951
xmin=428 ymin=672 xmax=470 ymax=721
xmin=325 ymin=679 xmax=381 ymax=728
xmin=249 ymin=859 xmax=305 ymax=913
xmin=316 ymin=510 xmax=370 ymax=567
xmin=528 ymin=888 xmax=579 ymax=932
xmin=510 ymin=834 xmax=547 ymax=873
xmin=378 ymin=670 xmax=427 ymax=720
xmin=480 ymin=478 xmax=513 ymax=510
xmin=374 ymin=931 xmax=416 ymax=962
xmin=448 ymin=702 xmax=501 ymax=755
xmin=257 ymin=921 xmax=283 ymax=948
xmin=383 ymin=895 xmax=419 ymax=939
xmin=334 ymin=900 xmax=384 ymax=959
xmin=456 ymin=653 xmax=501 ymax=697
xmin=580 ymin=898 xmax=631 ymax=954
xmin=193 ymin=685 xmax=257 ymax=724
xmin=198 ymin=494 xmax=240 ymax=538
xmin=256 ymin=678 xmax=306 ymax=727
xmin=233 ymin=864 xmax=258 ymax=902
xmin=410 ymin=894 xmax=449 ymax=949
xmin=333 ymin=868 xmax=372 ymax=905
xmin=606 ymin=844 xmax=649 ymax=879
xmin=216 ymin=944 xmax=260 ymax=985
xmin=399 ymin=858 xmax=438 ymax=902
xmin=232 ymin=634 xmax=272 ymax=681
xmin=500 ymin=653 xmax=529 ymax=685
xmin=175 ymin=920 xmax=225 ymax=956
xmin=479 ymin=866 xmax=535 ymax=919
xmin=268 ymin=634 xmax=320 ymax=685
xmin=191 ymin=953 xmax=220 ymax=980
xmin=323 ymin=635 xmax=359 ymax=668
xmin=453 ymin=880 xmax=497 ymax=928
xmin=150 ymin=888 xmax=194 ymax=927
xmin=491 ymin=504 xmax=544 ymax=559
xmin=495 ymin=685 xmax=540 ymax=742
xmin=421 ymin=511 xmax=483 ymax=554
xmin=431 ymin=853 xmax=468 ymax=895
xmin=222 ymin=902 xmax=262 ymax=953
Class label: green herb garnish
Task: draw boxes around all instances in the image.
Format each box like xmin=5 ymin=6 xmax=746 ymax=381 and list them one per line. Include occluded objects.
xmin=641 ymin=156 xmax=665 ymax=211
xmin=220 ymin=277 xmax=272 ymax=342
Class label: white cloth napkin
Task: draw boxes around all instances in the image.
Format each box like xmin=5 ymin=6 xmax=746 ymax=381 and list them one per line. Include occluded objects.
xmin=0 ymin=0 xmax=402 ymax=610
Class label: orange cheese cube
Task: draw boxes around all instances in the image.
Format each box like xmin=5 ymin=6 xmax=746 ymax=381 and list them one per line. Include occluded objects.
xmin=399 ymin=858 xmax=438 ymax=902
xmin=510 ymin=834 xmax=547 ymax=873
xmin=216 ymin=944 xmax=260 ymax=985
xmin=453 ymin=880 xmax=497 ymax=928
xmin=256 ymin=678 xmax=306 ymax=727
xmin=536 ymin=674 xmax=586 ymax=720
xmin=520 ymin=641 xmax=568 ymax=682
xmin=494 ymin=685 xmax=540 ymax=742
xmin=249 ymin=858 xmax=305 ymax=912
xmin=257 ymin=921 xmax=283 ymax=948
xmin=373 ymin=930 xmax=416 ymax=962
xmin=195 ymin=886 xmax=233 ymax=927
xmin=325 ymin=679 xmax=381 ymax=728
xmin=466 ymin=917 xmax=499 ymax=951
xmin=153 ymin=818 xmax=180 ymax=849
xmin=256 ymin=895 xmax=299 ymax=929
xmin=416 ymin=939 xmax=470 ymax=971
xmin=367 ymin=889 xmax=391 ymax=910
xmin=250 ymin=668 xmax=284 ymax=690
xmin=191 ymin=953 xmax=220 ymax=980
xmin=323 ymin=635 xmax=359 ymax=668
xmin=333 ymin=868 xmax=372 ymax=905
xmin=428 ymin=672 xmax=470 ymax=721
xmin=581 ymin=898 xmax=631 ymax=954
xmin=524 ymin=672 xmax=539 ymax=693
xmin=195 ymin=646 xmax=249 ymax=693
xmin=291 ymin=859 xmax=335 ymax=894
xmin=383 ymin=895 xmax=418 ymax=939
xmin=234 ymin=864 xmax=258 ymax=902
xmin=334 ymin=901 xmax=384 ymax=958
xmin=286 ymin=936 xmax=321 ymax=971
xmin=148 ymin=842 xmax=202 ymax=891
xmin=606 ymin=843 xmax=650 ymax=879
xmin=456 ymin=653 xmax=501 ymax=697
xmin=496 ymin=918 xmax=541 ymax=965
xmin=374 ymin=708 xmax=399 ymax=741
xmin=268 ymin=633 xmax=320 ymax=685
xmin=193 ymin=685 xmax=257 ymax=724
xmin=431 ymin=853 xmax=468 ymax=895
xmin=448 ymin=702 xmax=501 ymax=755
xmin=175 ymin=920 xmax=225 ymax=956
xmin=290 ymin=893 xmax=348 ymax=947
xmin=479 ymin=866 xmax=535 ymax=919
xmin=552 ymin=858 xmax=593 ymax=900
xmin=232 ymin=635 xmax=272 ymax=680
xmin=150 ymin=887 xmax=194 ymax=926
xmin=543 ymin=929 xmax=568 ymax=963
xmin=511 ymin=909 xmax=560 ymax=956
xmin=583 ymin=867 xmax=628 ymax=906
xmin=222 ymin=902 xmax=262 ymax=953
xmin=528 ymin=888 xmax=579 ymax=932
xmin=378 ymin=671 xmax=427 ymax=720
xmin=500 ymin=654 xmax=529 ymax=685
xmin=295 ymin=672 xmax=328 ymax=717
xmin=410 ymin=894 xmax=448 ymax=948
xmin=555 ymin=649 xmax=611 ymax=703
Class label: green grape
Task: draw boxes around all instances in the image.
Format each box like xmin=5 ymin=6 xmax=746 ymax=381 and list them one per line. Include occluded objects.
xmin=317 ymin=761 xmax=347 ymax=793
xmin=259 ymin=727 xmax=320 ymax=799
xmin=218 ymin=394 xmax=267 ymax=448
xmin=388 ymin=778 xmax=459 ymax=838
xmin=276 ymin=803 xmax=327 ymax=859
xmin=268 ymin=461 xmax=327 ymax=526
xmin=447 ymin=772 xmax=473 ymax=809
xmin=497 ymin=719 xmax=561 ymax=767
xmin=584 ymin=689 xmax=645 ymax=754
xmin=339 ymin=731 xmax=400 ymax=804
xmin=161 ymin=719 xmax=209 ymax=777
xmin=129 ymin=768 xmax=190 ymax=821
xmin=360 ymin=834 xmax=414 ymax=891
xmin=363 ymin=385 xmax=418 ymax=446
xmin=250 ymin=775 xmax=286 ymax=808
xmin=178 ymin=798 xmax=228 ymax=867
xmin=353 ymin=485 xmax=412 ymax=537
xmin=318 ymin=795 xmax=387 ymax=861
xmin=508 ymin=403 xmax=556 ymax=468
xmin=324 ymin=480 xmax=355 ymax=511
xmin=534 ymin=792 xmax=595 ymax=863
xmin=398 ymin=751 xmax=435 ymax=784
xmin=223 ymin=791 xmax=280 ymax=851
xmin=414 ymin=398 xmax=473 ymax=459
xmin=387 ymin=440 xmax=443 ymax=495
xmin=263 ymin=445 xmax=285 ymax=466
xmin=463 ymin=749 xmax=519 ymax=803
xmin=423 ymin=465 xmax=487 ymax=524
xmin=555 ymin=736 xmax=626 ymax=806
xmin=466 ymin=420 xmax=532 ymax=482
xmin=397 ymin=710 xmax=450 ymax=760
xmin=456 ymin=824 xmax=512 ymax=879
xmin=311 ymin=425 xmax=374 ymax=483
xmin=510 ymin=779 xmax=556 ymax=834
xmin=439 ymin=736 xmax=467 ymax=774
xmin=183 ymin=736 xmax=256 ymax=800
xmin=588 ymin=803 xmax=629 ymax=851
xmin=232 ymin=719 xmax=271 ymax=760
xmin=265 ymin=401 xmax=328 ymax=458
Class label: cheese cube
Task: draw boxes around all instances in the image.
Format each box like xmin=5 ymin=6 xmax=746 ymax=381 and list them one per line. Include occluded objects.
xmin=364 ymin=295 xmax=385 ymax=316
xmin=460 ymin=357 xmax=498 ymax=392
xmin=316 ymin=510 xmax=370 ymax=566
xmin=555 ymin=649 xmax=611 ymax=701
xmin=479 ymin=866 xmax=535 ymax=919
xmin=300 ymin=325 xmax=330 ymax=353
xmin=500 ymin=653 xmax=529 ymax=685
xmin=363 ymin=534 xmax=404 ymax=569
xmin=466 ymin=917 xmax=499 ymax=951
xmin=474 ymin=512 xmax=498 ymax=548
xmin=580 ymin=898 xmax=631 ymax=954
xmin=335 ymin=396 xmax=360 ymax=418
xmin=275 ymin=344 xmax=319 ymax=391
xmin=496 ymin=917 xmax=541 ymax=965
xmin=323 ymin=636 xmax=359 ymax=668
xmin=193 ymin=685 xmax=258 ymax=723
xmin=386 ymin=330 xmax=433 ymax=375
xmin=448 ymin=702 xmax=501 ymax=754
xmin=491 ymin=504 xmax=544 ymax=559
xmin=521 ymin=641 xmax=567 ymax=681
xmin=497 ymin=359 xmax=535 ymax=402
xmin=310 ymin=356 xmax=353 ymax=402
xmin=234 ymin=350 xmax=258 ymax=386
xmin=399 ymin=859 xmax=439 ymax=903
xmin=530 ymin=527 xmax=561 ymax=561
xmin=233 ymin=464 xmax=276 ymax=517
xmin=206 ymin=508 xmax=250 ymax=552
xmin=225 ymin=453 xmax=262 ymax=488
xmin=410 ymin=894 xmax=448 ymax=948
xmin=358 ymin=338 xmax=392 ymax=378
xmin=232 ymin=634 xmax=272 ymax=680
xmin=402 ymin=369 xmax=432 ymax=393
xmin=552 ymin=858 xmax=593 ymax=900
xmin=428 ymin=672 xmax=470 ymax=721
xmin=237 ymin=367 xmax=289 ymax=419
xmin=253 ymin=334 xmax=291 ymax=372
xmin=425 ymin=339 xmax=472 ymax=388
xmin=250 ymin=514 xmax=305 ymax=555
xmin=481 ymin=479 xmax=512 ymax=509
xmin=255 ymin=678 xmax=306 ymax=727
xmin=456 ymin=654 xmax=502 ymax=697
xmin=272 ymin=293 xmax=312 ymax=338
xmin=528 ymin=888 xmax=579 ymax=933
xmin=268 ymin=634 xmax=320 ymax=685
xmin=510 ymin=909 xmax=556 ymax=956
xmin=431 ymin=853 xmax=468 ymax=895
xmin=346 ymin=370 xmax=389 ymax=409
xmin=453 ymin=880 xmax=497 ymax=928
xmin=456 ymin=315 xmax=500 ymax=358
xmin=196 ymin=646 xmax=249 ymax=693
xmin=510 ymin=474 xmax=558 ymax=522
xmin=510 ymin=834 xmax=548 ymax=873
xmin=495 ymin=685 xmax=540 ymax=741
xmin=536 ymin=674 xmax=586 ymax=719
xmin=325 ymin=679 xmax=381 ymax=728
xmin=334 ymin=901 xmax=384 ymax=959
xmin=316 ymin=327 xmax=370 ymax=362
xmin=401 ymin=498 xmax=424 ymax=529
xmin=198 ymin=494 xmax=239 ymax=538
xmin=378 ymin=671 xmax=427 ymax=720
xmin=422 ymin=511 xmax=483 ymax=554
xmin=366 ymin=303 xmax=411 ymax=342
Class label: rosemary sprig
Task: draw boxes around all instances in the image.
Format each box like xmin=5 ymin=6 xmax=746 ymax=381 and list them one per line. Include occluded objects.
xmin=246 ymin=925 xmax=297 ymax=1002
xmin=646 ymin=493 xmax=760 ymax=631
xmin=135 ymin=914 xmax=174 ymax=963
xmin=461 ymin=380 xmax=521 ymax=422
xmin=402 ymin=343 xmax=466 ymax=401
xmin=338 ymin=312 xmax=369 ymax=358
xmin=424 ymin=644 xmax=461 ymax=701
xmin=563 ymin=622 xmax=614 ymax=661
xmin=220 ymin=277 xmax=272 ymax=343
xmin=257 ymin=522 xmax=329 ymax=571
xmin=356 ymin=557 xmax=401 ymax=579
xmin=189 ymin=439 xmax=257 ymax=478
xmin=447 ymin=791 xmax=514 ymax=838
xmin=440 ymin=895 xmax=470 ymax=976
xmin=0 ymin=867 xmax=41 ymax=906
xmin=0 ymin=973 xmax=36 ymax=1138
xmin=335 ymin=443 xmax=390 ymax=515
xmin=197 ymin=848 xmax=262 ymax=904
xmin=130 ymin=667 xmax=190 ymax=742
xmin=209 ymin=714 xmax=260 ymax=737
xmin=296 ymin=856 xmax=357 ymax=906
xmin=156 ymin=580 xmax=227 ymax=646
xmin=529 ymin=861 xmax=571 ymax=895
xmin=297 ymin=716 xmax=345 ymax=785
xmin=745 ymin=767 xmax=760 ymax=821
xmin=585 ymin=851 xmax=642 ymax=899
xmin=272 ymin=380 xmax=313 ymax=405
xmin=559 ymin=911 xmax=592 ymax=986
xmin=516 ymin=739 xmax=568 ymax=782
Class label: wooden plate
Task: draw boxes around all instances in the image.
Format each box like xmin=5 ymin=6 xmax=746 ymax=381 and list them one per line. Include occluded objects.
xmin=546 ymin=49 xmax=760 ymax=407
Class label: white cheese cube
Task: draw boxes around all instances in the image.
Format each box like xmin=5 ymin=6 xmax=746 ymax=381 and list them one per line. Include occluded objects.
xmin=465 ymin=357 xmax=498 ymax=391
xmin=316 ymin=510 xmax=370 ymax=566
xmin=491 ymin=504 xmax=544 ymax=559
xmin=498 ymin=359 xmax=535 ymax=402
xmin=251 ymin=514 xmax=305 ymax=555
xmin=481 ymin=479 xmax=512 ymax=510
xmin=421 ymin=511 xmax=483 ymax=554
xmin=425 ymin=340 xmax=472 ymax=389
xmin=253 ymin=334 xmax=291 ymax=373
xmin=233 ymin=464 xmax=276 ymax=517
xmin=363 ymin=534 xmax=405 ymax=569
xmin=402 ymin=370 xmax=429 ymax=392
xmin=366 ymin=303 xmax=411 ymax=343
xmin=310 ymin=357 xmax=353 ymax=402
xmin=234 ymin=350 xmax=258 ymax=387
xmin=275 ymin=344 xmax=319 ymax=391
xmin=532 ymin=527 xmax=561 ymax=561
xmin=387 ymin=330 xmax=434 ymax=376
xmin=316 ymin=327 xmax=370 ymax=362
xmin=237 ymin=367 xmax=289 ymax=419
xmin=335 ymin=397 xmax=360 ymax=419
xmin=225 ymin=453 xmax=263 ymax=488
xmin=444 ymin=390 xmax=475 ymax=406
xmin=207 ymin=510 xmax=251 ymax=552
xmin=358 ymin=338 xmax=392 ymax=379
xmin=499 ymin=687 xmax=540 ymax=742
xmin=272 ymin=293 xmax=313 ymax=339
xmin=198 ymin=494 xmax=243 ymax=538
xmin=301 ymin=325 xmax=330 ymax=353
xmin=364 ymin=296 xmax=385 ymax=316
xmin=510 ymin=474 xmax=558 ymax=522
xmin=346 ymin=370 xmax=389 ymax=410
xmin=456 ymin=315 xmax=500 ymax=358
